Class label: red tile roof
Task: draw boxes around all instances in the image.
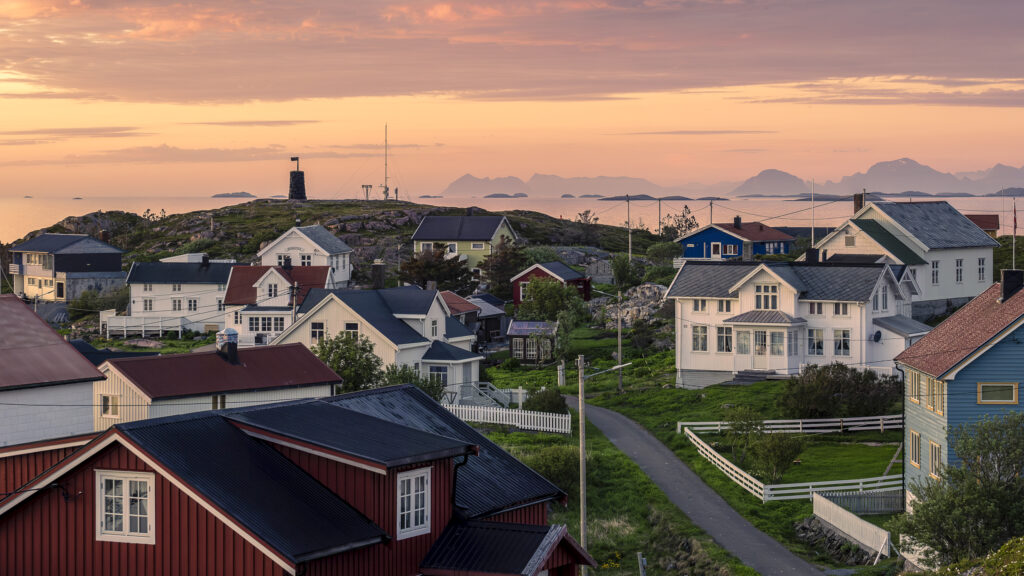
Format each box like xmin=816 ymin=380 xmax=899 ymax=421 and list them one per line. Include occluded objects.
xmin=715 ymin=222 xmax=794 ymax=242
xmin=224 ymin=266 xmax=330 ymax=306
xmin=104 ymin=343 xmax=341 ymax=400
xmin=966 ymin=214 xmax=999 ymax=232
xmin=0 ymin=295 xmax=103 ymax=390
xmin=895 ymin=283 xmax=1024 ymax=377
xmin=440 ymin=291 xmax=481 ymax=316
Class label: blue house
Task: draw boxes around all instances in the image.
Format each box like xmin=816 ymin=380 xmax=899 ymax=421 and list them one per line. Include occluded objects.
xmin=677 ymin=216 xmax=795 ymax=261
xmin=895 ymin=270 xmax=1024 ymax=505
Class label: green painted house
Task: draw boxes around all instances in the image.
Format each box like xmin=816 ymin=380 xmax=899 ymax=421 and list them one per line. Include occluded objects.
xmin=410 ymin=215 xmax=518 ymax=271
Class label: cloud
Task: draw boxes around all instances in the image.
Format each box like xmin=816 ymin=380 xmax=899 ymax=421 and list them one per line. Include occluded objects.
xmin=0 ymin=126 xmax=144 ymax=138
xmin=182 ymin=120 xmax=321 ymax=127
xmin=620 ymin=129 xmax=777 ymax=136
xmin=0 ymin=144 xmax=380 ymax=166
xmin=325 ymin=142 xmax=444 ymax=150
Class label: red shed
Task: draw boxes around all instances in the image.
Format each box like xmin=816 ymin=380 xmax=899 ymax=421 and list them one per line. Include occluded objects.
xmin=511 ymin=261 xmax=592 ymax=306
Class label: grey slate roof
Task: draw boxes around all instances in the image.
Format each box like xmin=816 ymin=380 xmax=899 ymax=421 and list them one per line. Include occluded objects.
xmin=665 ymin=262 xmax=760 ymax=299
xmin=667 ymin=261 xmax=888 ymax=303
xmin=412 ymin=216 xmax=512 ymax=241
xmin=12 ymin=233 xmax=122 ymax=254
xmin=873 ymin=315 xmax=933 ymax=337
xmin=871 ymin=201 xmax=999 ymax=249
xmin=117 ymin=412 xmax=387 ymax=563
xmin=126 ymin=262 xmax=234 ymax=285
xmin=724 ymin=310 xmax=806 ymax=325
xmin=329 ymin=385 xmax=564 ymax=519
xmin=520 ymin=261 xmax=583 ymax=282
xmin=296 ymin=225 xmax=352 ymax=254
xmin=422 ymin=340 xmax=482 ymax=362
xmin=826 ymin=253 xmax=885 ymax=264
xmin=299 ymin=286 xmax=438 ymax=346
xmin=849 ymin=219 xmax=927 ymax=265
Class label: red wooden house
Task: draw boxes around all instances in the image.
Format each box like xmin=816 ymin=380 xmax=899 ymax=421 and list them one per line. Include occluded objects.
xmin=511 ymin=262 xmax=592 ymax=307
xmin=0 ymin=385 xmax=594 ymax=575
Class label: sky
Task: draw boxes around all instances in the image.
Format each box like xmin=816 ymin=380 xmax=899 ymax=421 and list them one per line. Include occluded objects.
xmin=2 ymin=0 xmax=1024 ymax=199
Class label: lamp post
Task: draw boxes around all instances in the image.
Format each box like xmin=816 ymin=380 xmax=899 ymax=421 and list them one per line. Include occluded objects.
xmin=593 ymin=289 xmax=624 ymax=393
xmin=577 ymin=355 xmax=632 ymax=575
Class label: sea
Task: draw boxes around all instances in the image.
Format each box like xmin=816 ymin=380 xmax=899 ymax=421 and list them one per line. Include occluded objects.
xmin=0 ymin=193 xmax=1015 ymax=244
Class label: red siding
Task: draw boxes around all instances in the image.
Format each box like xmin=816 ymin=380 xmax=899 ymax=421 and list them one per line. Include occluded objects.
xmin=273 ymin=444 xmax=454 ymax=576
xmin=0 ymin=444 xmax=84 ymax=501
xmin=0 ymin=442 xmax=287 ymax=576
xmin=482 ymin=502 xmax=548 ymax=525
xmin=544 ymin=541 xmax=584 ymax=574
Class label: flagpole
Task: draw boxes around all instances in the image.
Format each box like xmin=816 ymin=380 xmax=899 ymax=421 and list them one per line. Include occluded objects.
xmin=1013 ymin=198 xmax=1017 ymax=270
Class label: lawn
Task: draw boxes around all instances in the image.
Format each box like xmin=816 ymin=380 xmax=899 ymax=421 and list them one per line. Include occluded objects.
xmin=486 ymin=415 xmax=758 ymax=576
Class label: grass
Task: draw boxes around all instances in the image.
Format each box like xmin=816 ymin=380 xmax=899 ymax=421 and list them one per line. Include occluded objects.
xmin=88 ymin=332 xmax=216 ymax=355
xmin=486 ymin=415 xmax=758 ymax=576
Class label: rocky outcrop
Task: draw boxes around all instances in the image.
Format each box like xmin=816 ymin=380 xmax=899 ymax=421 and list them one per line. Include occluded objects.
xmin=794 ymin=516 xmax=878 ymax=565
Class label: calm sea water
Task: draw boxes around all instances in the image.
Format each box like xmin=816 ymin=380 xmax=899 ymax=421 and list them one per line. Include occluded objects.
xmin=0 ymin=193 xmax=1013 ymax=244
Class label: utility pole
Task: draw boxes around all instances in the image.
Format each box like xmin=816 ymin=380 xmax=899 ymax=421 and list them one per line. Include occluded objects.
xmin=811 ymin=179 xmax=815 ymax=247
xmin=709 ymin=200 xmax=713 ymax=225
xmin=577 ymin=354 xmax=587 ymax=576
xmin=627 ymin=194 xmax=632 ymax=261
xmin=657 ymin=197 xmax=662 ymax=237
xmin=617 ymin=290 xmax=623 ymax=393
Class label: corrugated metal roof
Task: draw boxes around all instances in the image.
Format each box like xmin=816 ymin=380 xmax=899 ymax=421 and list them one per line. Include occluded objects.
xmin=422 ymin=340 xmax=482 ymax=362
xmin=850 ymin=219 xmax=927 ymax=265
xmin=871 ymin=201 xmax=999 ymax=249
xmin=11 ymin=233 xmax=122 ymax=254
xmin=118 ymin=413 xmax=387 ymax=563
xmin=328 ymin=385 xmax=564 ymax=519
xmin=412 ymin=216 xmax=512 ymax=241
xmin=507 ymin=321 xmax=557 ymax=336
xmin=0 ymin=295 xmax=104 ymax=390
xmin=873 ymin=315 xmax=933 ymax=338
xmin=228 ymin=401 xmax=476 ymax=468
xmin=441 ymin=291 xmax=481 ymax=315
xmin=105 ymin=343 xmax=341 ymax=400
xmin=298 ymin=287 xmax=435 ymax=346
xmin=791 ymin=264 xmax=887 ymax=302
xmin=666 ymin=262 xmax=760 ymax=299
xmin=723 ymin=310 xmax=806 ymax=325
xmin=126 ymin=262 xmax=234 ymax=285
xmin=421 ymin=521 xmax=594 ymax=574
xmin=224 ymin=265 xmax=330 ymax=306
xmin=296 ymin=225 xmax=353 ymax=254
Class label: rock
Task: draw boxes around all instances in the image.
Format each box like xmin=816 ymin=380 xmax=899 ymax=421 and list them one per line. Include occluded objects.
xmin=123 ymin=338 xmax=164 ymax=349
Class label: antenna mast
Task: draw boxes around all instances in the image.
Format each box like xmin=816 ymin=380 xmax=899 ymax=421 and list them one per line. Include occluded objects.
xmin=381 ymin=124 xmax=390 ymax=200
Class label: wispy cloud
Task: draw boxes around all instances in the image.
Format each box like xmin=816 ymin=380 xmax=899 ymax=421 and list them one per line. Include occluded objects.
xmin=324 ymin=142 xmax=444 ymax=150
xmin=620 ymin=129 xmax=777 ymax=136
xmin=0 ymin=144 xmax=380 ymax=166
xmin=183 ymin=120 xmax=321 ymax=127
xmin=0 ymin=126 xmax=144 ymax=138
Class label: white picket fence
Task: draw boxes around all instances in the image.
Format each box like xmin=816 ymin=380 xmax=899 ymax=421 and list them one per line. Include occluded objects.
xmin=443 ymin=404 xmax=572 ymax=435
xmin=677 ymin=414 xmax=903 ymax=435
xmin=813 ymin=493 xmax=892 ymax=561
xmin=683 ymin=428 xmax=902 ymax=502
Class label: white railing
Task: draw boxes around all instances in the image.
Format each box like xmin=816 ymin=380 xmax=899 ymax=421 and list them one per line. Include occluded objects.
xmin=8 ymin=263 xmax=20 ymax=276
xmin=443 ymin=404 xmax=571 ymax=435
xmin=678 ymin=414 xmax=903 ymax=435
xmin=102 ymin=310 xmax=184 ymax=338
xmin=813 ymin=493 xmax=892 ymax=561
xmin=683 ymin=427 xmax=903 ymax=503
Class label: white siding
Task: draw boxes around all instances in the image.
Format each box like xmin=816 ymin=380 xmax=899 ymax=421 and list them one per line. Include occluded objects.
xmin=259 ymin=229 xmax=351 ymax=286
xmin=93 ymin=366 xmax=152 ymax=431
xmin=127 ymin=281 xmax=226 ymax=332
xmin=150 ymin=385 xmax=335 ymax=418
xmin=274 ymin=298 xmax=403 ymax=366
xmin=0 ymin=382 xmax=95 ymax=446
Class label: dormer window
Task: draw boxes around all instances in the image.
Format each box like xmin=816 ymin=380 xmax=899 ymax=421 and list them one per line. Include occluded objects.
xmin=755 ymin=285 xmax=778 ymax=310
xmin=267 ymin=284 xmax=278 ymax=298
xmin=397 ymin=468 xmax=431 ymax=539
xmin=881 ymin=285 xmax=888 ymax=310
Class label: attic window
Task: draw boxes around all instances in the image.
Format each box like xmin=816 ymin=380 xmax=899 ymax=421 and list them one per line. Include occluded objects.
xmin=845 ymin=236 xmax=855 ymax=247
xmin=267 ymin=284 xmax=278 ymax=298
xmin=397 ymin=468 xmax=431 ymax=539
xmin=96 ymin=471 xmax=155 ymax=545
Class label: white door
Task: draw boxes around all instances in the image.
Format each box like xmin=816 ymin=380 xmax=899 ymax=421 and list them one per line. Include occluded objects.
xmin=711 ymin=242 xmax=722 ymax=260
xmin=753 ymin=330 xmax=768 ymax=370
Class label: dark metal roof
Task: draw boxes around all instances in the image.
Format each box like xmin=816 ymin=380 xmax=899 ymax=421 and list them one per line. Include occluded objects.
xmin=11 ymin=233 xmax=122 ymax=254
xmin=105 ymin=343 xmax=341 ymax=400
xmin=515 ymin=261 xmax=583 ymax=282
xmin=117 ymin=413 xmax=387 ymax=563
xmin=420 ymin=521 xmax=595 ymax=575
xmin=412 ymin=216 xmax=512 ymax=241
xmin=467 ymin=297 xmax=506 ymax=318
xmin=871 ymin=201 xmax=999 ymax=249
xmin=850 ymin=219 xmax=927 ymax=265
xmin=826 ymin=253 xmax=886 ymax=264
xmin=667 ymin=261 xmax=888 ymax=303
xmin=126 ymin=261 xmax=234 ymax=285
xmin=0 ymin=295 xmax=104 ymax=390
xmin=299 ymin=287 xmax=437 ymax=346
xmin=724 ymin=310 xmax=806 ymax=325
xmin=422 ymin=340 xmax=482 ymax=362
xmin=507 ymin=320 xmax=558 ymax=336
xmin=328 ymin=385 xmax=565 ymax=519
xmin=790 ymin=263 xmax=888 ymax=302
xmin=873 ymin=315 xmax=933 ymax=338
xmin=296 ymin=225 xmax=352 ymax=254
xmin=445 ymin=316 xmax=475 ymax=340
xmin=665 ymin=262 xmax=757 ymax=299
xmin=227 ymin=401 xmax=476 ymax=468
xmin=470 ymin=293 xmax=506 ymax=309
xmin=69 ymin=339 xmax=158 ymax=366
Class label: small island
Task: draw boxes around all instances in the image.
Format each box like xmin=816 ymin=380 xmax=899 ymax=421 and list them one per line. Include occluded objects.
xmin=579 ymin=194 xmax=604 ymax=198
xmin=419 ymin=194 xmax=443 ymax=199
xmin=212 ymin=191 xmax=256 ymax=199
xmin=560 ymin=194 xmax=575 ymax=198
xmin=483 ymin=192 xmax=528 ymax=198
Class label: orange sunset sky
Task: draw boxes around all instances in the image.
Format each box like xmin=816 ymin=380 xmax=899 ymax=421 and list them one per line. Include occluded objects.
xmin=2 ymin=0 xmax=1023 ymax=198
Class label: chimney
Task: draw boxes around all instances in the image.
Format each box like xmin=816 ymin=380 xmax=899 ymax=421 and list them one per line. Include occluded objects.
xmin=805 ymin=248 xmax=819 ymax=264
xmin=854 ymin=191 xmax=865 ymax=214
xmin=201 ymin=254 xmax=210 ymax=267
xmin=99 ymin=229 xmax=110 ymax=243
xmin=288 ymin=157 xmax=307 ymax=200
xmin=372 ymin=259 xmax=386 ymax=290
xmin=1000 ymin=269 xmax=1024 ymax=302
xmin=216 ymin=328 xmax=239 ymax=364
xmin=759 ymin=223 xmax=764 ymax=231
xmin=733 ymin=215 xmax=742 ymax=229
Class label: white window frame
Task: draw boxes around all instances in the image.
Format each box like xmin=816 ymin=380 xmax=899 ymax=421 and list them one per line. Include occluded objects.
xmin=692 ymin=325 xmax=708 ymax=352
xmin=755 ymin=285 xmax=778 ymax=310
xmin=171 ymin=284 xmax=181 ymax=292
xmin=881 ymin=285 xmax=888 ymax=311
xmin=471 ymin=242 xmax=485 ymax=250
xmin=955 ymin=259 xmax=963 ymax=284
xmin=430 ymin=319 xmax=438 ymax=338
xmin=267 ymin=283 xmax=278 ymax=298
xmin=979 ymin=257 xmax=986 ymax=282
xmin=311 ymin=321 xmax=326 ymax=344
xmin=100 ymin=394 xmax=120 ymax=418
xmin=724 ymin=244 xmax=738 ymax=256
xmin=95 ymin=470 xmax=156 ymax=545
xmin=692 ymin=299 xmax=707 ymax=313
xmin=171 ymin=299 xmax=182 ymax=312
xmin=512 ymin=337 xmax=524 ymax=359
xmin=716 ymin=326 xmax=732 ymax=353
xmin=143 ymin=283 xmax=153 ymax=292
xmin=717 ymin=300 xmax=731 ymax=313
xmin=187 ymin=299 xmax=198 ymax=312
xmin=300 ymin=254 xmax=312 ymax=267
xmin=143 ymin=299 xmax=153 ymax=312
xmin=396 ymin=468 xmax=431 ymax=540
xmin=833 ymin=329 xmax=851 ymax=356
xmin=344 ymin=322 xmax=359 ymax=338
xmin=710 ymin=242 xmax=722 ymax=256
xmin=833 ymin=302 xmax=849 ymax=316
xmin=931 ymin=260 xmax=940 ymax=285
xmin=807 ymin=329 xmax=824 ymax=356
xmin=420 ymin=242 xmax=434 ymax=252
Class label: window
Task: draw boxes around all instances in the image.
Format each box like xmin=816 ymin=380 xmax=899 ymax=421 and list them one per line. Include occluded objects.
xmin=520 ymin=281 xmax=530 ymax=301
xmin=143 ymin=299 xmax=153 ymax=312
xmin=420 ymin=242 xmax=434 ymax=252
xmin=143 ymin=283 xmax=152 ymax=292
xmin=100 ymin=395 xmax=120 ymax=418
xmin=300 ymin=254 xmax=311 ymax=266
xmin=540 ymin=339 xmax=553 ymax=360
xmin=218 ymin=284 xmax=225 ymax=291
xmin=725 ymin=244 xmax=738 ymax=256
xmin=755 ymin=285 xmax=778 ymax=310
xmin=27 ymin=278 xmax=36 ymax=286
xmin=718 ymin=300 xmax=732 ymax=313
xmin=277 ymin=254 xmax=289 ymax=266
xmin=249 ymin=317 xmax=259 ymax=332
xmin=428 ymin=365 xmax=448 ymax=385
xmin=908 ymin=371 xmax=921 ymax=404
xmin=716 ymin=327 xmax=732 ymax=353
xmin=787 ymin=330 xmax=798 ymax=356
xmin=736 ymin=331 xmax=750 ymax=354
xmin=187 ymin=299 xmax=198 ymax=312
xmin=447 ymin=243 xmax=457 ymax=254
xmin=273 ymin=317 xmax=285 ymax=332
xmin=430 ymin=319 xmax=438 ymax=338
xmin=96 ymin=471 xmax=154 ymax=544
xmin=267 ymin=283 xmax=278 ymax=298
xmin=526 ymin=338 xmax=538 ymax=360
xmin=845 ymin=235 xmax=855 ymax=247
xmin=979 ymin=258 xmax=986 ymax=282
xmin=833 ymin=302 xmax=849 ymax=316
xmin=873 ymin=293 xmax=878 ymax=312
xmin=471 ymin=243 xmax=485 ymax=250
xmin=692 ymin=325 xmax=708 ymax=352
xmin=770 ymin=331 xmax=784 ymax=356
xmin=261 ymin=317 xmax=273 ymax=332
xmin=692 ymin=299 xmax=707 ymax=312
xmin=397 ymin=468 xmax=431 ymax=539
xmin=909 ymin=430 xmax=921 ymax=468
xmin=512 ymin=338 xmax=524 ymax=359
xmin=807 ymin=329 xmax=824 ymax=356
xmin=808 ymin=302 xmax=823 ymax=315
xmin=172 ymin=299 xmax=182 ymax=312
xmin=931 ymin=261 xmax=939 ymax=285
xmin=833 ymin=329 xmax=851 ymax=356
xmin=311 ymin=321 xmax=326 ymax=344
xmin=171 ymin=284 xmax=181 ymax=292
xmin=955 ymin=259 xmax=963 ymax=283
xmin=234 ymin=310 xmax=241 ymax=324
xmin=344 ymin=322 xmax=359 ymax=338
xmin=929 ymin=441 xmax=942 ymax=479
xmin=977 ymin=382 xmax=1018 ymax=404
xmin=933 ymin=379 xmax=945 ymax=414
xmin=212 ymin=395 xmax=226 ymax=410
xmin=217 ymin=299 xmax=224 ymax=312
xmin=882 ymin=285 xmax=888 ymax=311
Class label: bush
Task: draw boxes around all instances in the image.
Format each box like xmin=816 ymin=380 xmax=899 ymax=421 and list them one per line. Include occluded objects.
xmin=777 ymin=363 xmax=902 ymax=418
xmin=69 ymin=287 xmax=129 ymax=321
xmin=520 ymin=444 xmax=579 ymax=499
xmin=522 ymin=387 xmax=569 ymax=414
xmin=645 ymin=242 xmax=682 ymax=264
xmin=500 ymin=357 xmax=521 ymax=371
xmin=751 ymin=433 xmax=804 ymax=484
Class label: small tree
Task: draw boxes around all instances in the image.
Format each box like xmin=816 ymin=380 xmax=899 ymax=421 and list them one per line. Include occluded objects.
xmin=522 ymin=387 xmax=568 ymax=414
xmin=725 ymin=406 xmax=764 ymax=468
xmin=611 ymin=254 xmax=643 ymax=288
xmin=575 ymin=210 xmax=600 ymax=245
xmin=312 ymin=333 xmax=383 ymax=393
xmin=382 ymin=363 xmax=445 ymax=402
xmin=777 ymin=363 xmax=902 ymax=418
xmin=661 ymin=206 xmax=699 ymax=240
xmin=69 ymin=286 xmax=129 ymax=321
xmin=479 ymin=236 xmax=529 ymax=300
xmin=523 ymin=246 xmax=560 ymax=266
xmin=399 ymin=248 xmax=478 ymax=295
xmin=751 ymin=433 xmax=804 ymax=484
xmin=517 ymin=277 xmax=588 ymax=328
xmin=645 ymin=242 xmax=682 ymax=265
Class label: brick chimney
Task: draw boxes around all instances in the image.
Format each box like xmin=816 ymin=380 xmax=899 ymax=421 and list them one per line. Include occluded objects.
xmin=854 ymin=191 xmax=866 ymax=214
xmin=733 ymin=215 xmax=742 ymax=229
xmin=805 ymin=248 xmax=819 ymax=264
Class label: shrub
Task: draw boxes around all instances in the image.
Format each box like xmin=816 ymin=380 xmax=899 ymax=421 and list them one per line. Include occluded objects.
xmin=751 ymin=433 xmax=804 ymax=484
xmin=522 ymin=387 xmax=569 ymax=414
xmin=777 ymin=363 xmax=902 ymax=418
xmin=69 ymin=286 xmax=129 ymax=321
xmin=725 ymin=406 xmax=764 ymax=468
xmin=520 ymin=444 xmax=579 ymax=499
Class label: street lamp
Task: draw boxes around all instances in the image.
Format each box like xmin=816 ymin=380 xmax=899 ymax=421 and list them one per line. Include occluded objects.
xmin=592 ymin=289 xmax=624 ymax=393
xmin=577 ymin=356 xmax=632 ymax=575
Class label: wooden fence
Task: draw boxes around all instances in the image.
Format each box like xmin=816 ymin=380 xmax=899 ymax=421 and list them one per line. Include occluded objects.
xmin=818 ymin=490 xmax=904 ymax=515
xmin=443 ymin=404 xmax=572 ymax=435
xmin=677 ymin=414 xmax=903 ymax=435
xmin=813 ymin=493 xmax=892 ymax=561
xmin=683 ymin=427 xmax=903 ymax=502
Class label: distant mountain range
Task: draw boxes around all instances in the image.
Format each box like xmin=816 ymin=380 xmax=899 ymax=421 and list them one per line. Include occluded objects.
xmin=442 ymin=159 xmax=1024 ymax=200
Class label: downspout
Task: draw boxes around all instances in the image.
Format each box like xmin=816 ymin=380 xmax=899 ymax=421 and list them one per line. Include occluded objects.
xmin=893 ymin=361 xmax=907 ymax=512
xmin=451 ymin=449 xmax=476 ymax=518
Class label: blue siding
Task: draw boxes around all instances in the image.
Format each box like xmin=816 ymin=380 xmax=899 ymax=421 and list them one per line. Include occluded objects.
xmin=678 ymin=227 xmax=791 ymax=260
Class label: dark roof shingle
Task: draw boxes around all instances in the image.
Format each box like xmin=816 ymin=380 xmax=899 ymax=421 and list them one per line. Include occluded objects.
xmin=420 ymin=521 xmax=595 ymax=575
xmin=126 ymin=262 xmax=234 ymax=285
xmin=421 ymin=340 xmax=482 ymax=362
xmin=871 ymin=201 xmax=999 ymax=249
xmin=296 ymin=225 xmax=353 ymax=254
xmin=12 ymin=234 xmax=122 ymax=254
xmin=411 ymin=216 xmax=512 ymax=241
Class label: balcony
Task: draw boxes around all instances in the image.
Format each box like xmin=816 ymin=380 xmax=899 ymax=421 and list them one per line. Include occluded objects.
xmin=8 ymin=263 xmax=20 ymax=276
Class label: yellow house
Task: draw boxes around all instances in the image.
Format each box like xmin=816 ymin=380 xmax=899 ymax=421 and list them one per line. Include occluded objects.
xmin=410 ymin=215 xmax=518 ymax=271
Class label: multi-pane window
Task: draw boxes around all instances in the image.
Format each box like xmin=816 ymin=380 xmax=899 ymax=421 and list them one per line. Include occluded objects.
xmin=955 ymin=259 xmax=963 ymax=283
xmin=909 ymin=430 xmax=921 ymax=468
xmin=300 ymin=254 xmax=312 ymax=266
xmin=977 ymin=382 xmax=1018 ymax=404
xmin=420 ymin=242 xmax=433 ymax=252
xmin=929 ymin=442 xmax=942 ymax=479
xmin=873 ymin=293 xmax=879 ymax=311
xmin=511 ymin=338 xmax=524 ymax=359
xmin=344 ymin=322 xmax=359 ymax=338
xmin=397 ymin=468 xmax=431 ymax=539
xmin=172 ymin=299 xmax=182 ymax=312
xmin=526 ymin=338 xmax=538 ymax=360
xmin=101 ymin=395 xmax=119 ymax=418
xmin=171 ymin=284 xmax=181 ymax=292
xmin=249 ymin=317 xmax=259 ymax=332
xmin=978 ymin=258 xmax=986 ymax=282
xmin=261 ymin=317 xmax=273 ymax=332
xmin=716 ymin=327 xmax=732 ymax=353
xmin=725 ymin=244 xmax=738 ymax=256
xmin=931 ymin=261 xmax=940 ymax=285
xmin=881 ymin=285 xmax=888 ymax=311
xmin=187 ymin=299 xmax=198 ymax=312
xmin=769 ymin=331 xmax=784 ymax=356
xmin=833 ymin=302 xmax=849 ymax=316
xmin=277 ymin=254 xmax=289 ymax=266
xmin=267 ymin=284 xmax=278 ymax=298
xmin=234 ymin=311 xmax=241 ymax=324
xmin=787 ymin=330 xmax=798 ymax=356
xmin=833 ymin=329 xmax=851 ymax=356
xmin=143 ymin=284 xmax=153 ymax=292
xmin=736 ymin=331 xmax=750 ymax=354
xmin=692 ymin=325 xmax=708 ymax=352
xmin=273 ymin=317 xmax=285 ymax=332
xmin=143 ymin=299 xmax=153 ymax=312
xmin=472 ymin=243 xmax=485 ymax=250
xmin=430 ymin=319 xmax=438 ymax=338
xmin=808 ymin=302 xmax=823 ymax=315
xmin=217 ymin=299 xmax=224 ymax=312
xmin=908 ymin=371 xmax=921 ymax=404
xmin=212 ymin=395 xmax=227 ymax=410
xmin=96 ymin=471 xmax=154 ymax=544
xmin=692 ymin=299 xmax=707 ymax=312
xmin=807 ymin=329 xmax=824 ymax=356
xmin=755 ymin=285 xmax=778 ymax=310
xmin=717 ymin=300 xmax=732 ymax=313
xmin=428 ymin=365 xmax=449 ymax=384
xmin=310 ymin=322 xmax=326 ymax=344
xmin=933 ymin=379 xmax=945 ymax=414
